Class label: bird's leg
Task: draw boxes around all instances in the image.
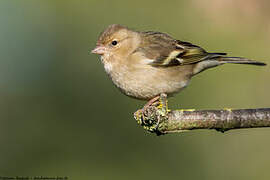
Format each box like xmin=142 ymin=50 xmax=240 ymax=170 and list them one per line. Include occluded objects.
xmin=152 ymin=93 xmax=167 ymax=132
xmin=140 ymin=94 xmax=165 ymax=126
xmin=136 ymin=96 xmax=160 ymax=125
xmin=134 ymin=93 xmax=168 ymax=135
xmin=143 ymin=95 xmax=161 ymax=110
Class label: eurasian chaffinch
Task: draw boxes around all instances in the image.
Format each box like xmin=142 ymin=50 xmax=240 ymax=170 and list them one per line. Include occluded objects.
xmin=92 ymin=24 xmax=266 ymax=106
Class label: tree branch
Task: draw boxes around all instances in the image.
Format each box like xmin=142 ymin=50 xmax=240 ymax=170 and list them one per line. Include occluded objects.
xmin=133 ymin=94 xmax=270 ymax=135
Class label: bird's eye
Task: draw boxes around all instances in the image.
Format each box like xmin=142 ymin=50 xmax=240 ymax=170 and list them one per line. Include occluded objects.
xmin=111 ymin=40 xmax=118 ymax=46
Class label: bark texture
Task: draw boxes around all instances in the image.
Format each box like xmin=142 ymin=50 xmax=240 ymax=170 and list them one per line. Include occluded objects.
xmin=133 ymin=94 xmax=270 ymax=135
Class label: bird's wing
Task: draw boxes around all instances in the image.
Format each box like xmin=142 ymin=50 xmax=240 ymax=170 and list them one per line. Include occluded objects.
xmin=136 ymin=31 xmax=224 ymax=66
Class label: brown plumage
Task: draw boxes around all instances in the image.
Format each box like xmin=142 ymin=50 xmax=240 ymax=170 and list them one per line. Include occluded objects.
xmin=92 ymin=24 xmax=266 ymax=101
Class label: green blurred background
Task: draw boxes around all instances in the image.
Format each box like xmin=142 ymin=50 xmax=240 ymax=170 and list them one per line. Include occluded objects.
xmin=1 ymin=0 xmax=270 ymax=179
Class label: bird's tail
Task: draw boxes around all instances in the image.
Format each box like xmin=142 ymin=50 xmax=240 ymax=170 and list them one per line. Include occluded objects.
xmin=193 ymin=53 xmax=266 ymax=75
xmin=209 ymin=53 xmax=267 ymax=66
xmin=219 ymin=56 xmax=266 ymax=66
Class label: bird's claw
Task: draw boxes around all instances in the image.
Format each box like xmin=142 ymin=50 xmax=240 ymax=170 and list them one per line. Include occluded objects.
xmin=134 ymin=94 xmax=167 ymax=133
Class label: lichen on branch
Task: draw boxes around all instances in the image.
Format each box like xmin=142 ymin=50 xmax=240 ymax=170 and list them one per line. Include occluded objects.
xmin=134 ymin=94 xmax=270 ymax=135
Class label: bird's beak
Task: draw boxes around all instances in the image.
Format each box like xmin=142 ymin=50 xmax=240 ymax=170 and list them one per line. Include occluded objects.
xmin=91 ymin=46 xmax=106 ymax=55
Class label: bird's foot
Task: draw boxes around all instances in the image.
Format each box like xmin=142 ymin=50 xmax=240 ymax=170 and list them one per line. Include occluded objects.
xmin=134 ymin=93 xmax=168 ymax=134
xmin=143 ymin=95 xmax=161 ymax=111
xmin=134 ymin=95 xmax=161 ymax=126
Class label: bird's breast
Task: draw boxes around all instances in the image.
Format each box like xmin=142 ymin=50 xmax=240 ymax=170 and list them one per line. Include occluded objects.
xmin=101 ymin=57 xmax=192 ymax=100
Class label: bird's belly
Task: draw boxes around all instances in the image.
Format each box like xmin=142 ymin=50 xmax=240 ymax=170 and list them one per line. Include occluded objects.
xmin=108 ymin=65 xmax=190 ymax=100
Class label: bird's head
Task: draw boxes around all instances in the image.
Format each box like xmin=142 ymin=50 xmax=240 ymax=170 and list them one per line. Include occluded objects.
xmin=92 ymin=24 xmax=140 ymax=59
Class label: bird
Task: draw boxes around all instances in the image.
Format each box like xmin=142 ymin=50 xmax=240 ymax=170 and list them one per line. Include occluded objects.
xmin=92 ymin=24 xmax=266 ymax=108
